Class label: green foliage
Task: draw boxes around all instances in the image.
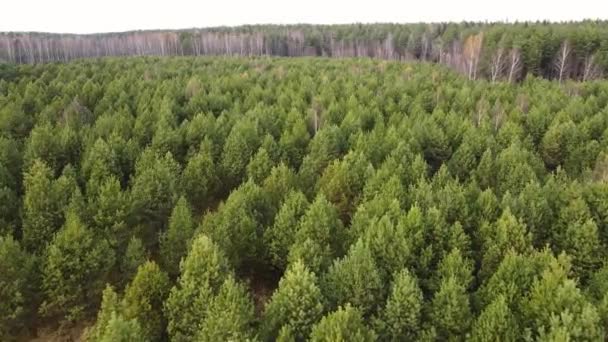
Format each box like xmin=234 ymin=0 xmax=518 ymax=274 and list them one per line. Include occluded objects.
xmin=262 ymin=261 xmax=325 ymax=341
xmin=469 ymin=295 xmax=518 ymax=342
xmin=121 ymin=261 xmax=170 ymax=341
xmin=40 ymin=211 xmax=114 ymax=323
xmin=309 ymin=305 xmax=376 ymax=342
xmin=375 ymin=269 xmax=423 ymax=341
xmin=196 ymin=276 xmax=255 ymax=341
xmin=221 ymin=119 xmax=260 ymax=188
xmin=159 ymin=197 xmax=195 ymax=277
xmin=478 ymin=208 xmax=532 ymax=280
xmin=264 ymin=191 xmax=310 ymax=270
xmin=88 ymin=285 xmax=121 ymax=342
xmin=92 ymin=176 xmax=130 ymax=251
xmin=22 ymin=160 xmax=69 ymax=252
xmin=98 ymin=312 xmax=145 ymax=342
xmin=200 ymin=180 xmax=268 ymax=268
xmin=318 ymin=151 xmax=373 ymax=222
xmin=119 ymin=237 xmax=147 ymax=287
xmin=2 ymin=56 xmax=608 ymax=340
xmin=247 ymin=147 xmax=274 ymax=184
xmin=429 ymin=276 xmax=472 ymax=341
xmin=164 ymin=234 xmax=232 ymax=341
xmin=181 ymin=142 xmax=218 ymax=209
xmin=0 ymin=236 xmax=36 ymax=339
xmin=323 ymin=240 xmax=384 ymax=316
xmin=130 ymin=149 xmax=180 ymax=231
xmin=288 ymin=194 xmax=345 ymax=274
xmin=524 ymin=255 xmax=604 ymax=340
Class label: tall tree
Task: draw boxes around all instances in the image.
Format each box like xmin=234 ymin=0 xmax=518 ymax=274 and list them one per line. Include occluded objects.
xmin=39 ymin=211 xmax=114 ymax=324
xmin=309 ymin=305 xmax=376 ymax=342
xmin=262 ymin=261 xmax=325 ymax=341
xmin=159 ymin=197 xmax=195 ymax=278
xmin=554 ymin=40 xmax=572 ymax=83
xmin=322 ymin=240 xmax=384 ymax=316
xmin=121 ymin=261 xmax=170 ymax=341
xmin=375 ymin=269 xmax=423 ymax=341
xmin=164 ymin=235 xmax=232 ymax=341
xmin=196 ymin=276 xmax=256 ymax=341
xmin=0 ymin=236 xmax=36 ymax=339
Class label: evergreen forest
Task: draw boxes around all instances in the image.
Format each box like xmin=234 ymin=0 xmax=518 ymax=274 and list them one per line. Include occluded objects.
xmin=1 ymin=52 xmax=608 ymax=341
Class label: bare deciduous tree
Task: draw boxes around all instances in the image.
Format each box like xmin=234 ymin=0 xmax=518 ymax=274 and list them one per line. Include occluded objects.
xmin=554 ymin=40 xmax=572 ymax=84
xmin=490 ymin=47 xmax=506 ymax=82
xmin=582 ymin=54 xmax=602 ymax=81
xmin=507 ymin=48 xmax=522 ymax=83
xmin=463 ymin=32 xmax=483 ymax=80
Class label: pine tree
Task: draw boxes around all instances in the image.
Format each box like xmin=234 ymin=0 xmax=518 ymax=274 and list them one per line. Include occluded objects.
xmin=318 ymin=151 xmax=373 ymax=222
xmin=92 ymin=176 xmax=130 ymax=251
xmin=200 ymin=180 xmax=266 ymax=268
xmin=524 ymin=256 xmax=604 ymax=340
xmin=181 ymin=143 xmax=217 ymax=209
xmin=264 ymin=191 xmax=309 ymax=270
xmin=164 ymin=235 xmax=232 ymax=341
xmin=479 ymin=208 xmax=532 ymax=280
xmin=221 ymin=119 xmax=260 ymax=188
xmin=263 ymin=260 xmax=325 ymax=341
xmin=429 ymin=276 xmax=472 ymax=341
xmin=22 ymin=159 xmax=63 ymax=252
xmin=469 ymin=295 xmax=518 ymax=342
xmin=196 ymin=276 xmax=255 ymax=341
xmin=88 ymin=285 xmax=120 ymax=342
xmin=247 ymin=147 xmax=273 ymax=184
xmin=119 ymin=237 xmax=147 ymax=288
xmin=361 ymin=214 xmax=411 ymax=281
xmin=122 ymin=261 xmax=170 ymax=341
xmin=159 ymin=197 xmax=195 ymax=278
xmin=375 ymin=269 xmax=423 ymax=341
xmin=98 ymin=312 xmax=145 ymax=342
xmin=39 ymin=211 xmax=114 ymax=323
xmin=0 ymin=235 xmax=36 ymax=339
xmin=323 ymin=240 xmax=383 ymax=316
xmin=554 ymin=198 xmax=602 ymax=281
xmin=309 ymin=305 xmax=376 ymax=342
xmin=130 ymin=150 xmax=179 ymax=231
xmin=288 ymin=194 xmax=345 ymax=274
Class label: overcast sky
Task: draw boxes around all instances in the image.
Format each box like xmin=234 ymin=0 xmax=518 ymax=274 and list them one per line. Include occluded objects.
xmin=2 ymin=0 xmax=607 ymax=34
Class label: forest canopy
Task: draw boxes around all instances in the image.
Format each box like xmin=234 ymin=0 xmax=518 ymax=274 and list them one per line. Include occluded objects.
xmin=2 ymin=20 xmax=608 ymax=81
xmin=1 ymin=55 xmax=608 ymax=340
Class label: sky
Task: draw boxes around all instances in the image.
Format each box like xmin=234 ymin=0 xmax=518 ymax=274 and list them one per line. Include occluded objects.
xmin=1 ymin=0 xmax=607 ymax=34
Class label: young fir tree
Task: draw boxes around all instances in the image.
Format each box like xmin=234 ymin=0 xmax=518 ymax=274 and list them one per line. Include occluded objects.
xmin=195 ymin=276 xmax=256 ymax=341
xmin=264 ymin=190 xmax=310 ymax=271
xmin=375 ymin=269 xmax=424 ymax=341
xmin=262 ymin=260 xmax=325 ymax=341
xmin=121 ymin=261 xmax=170 ymax=341
xmin=159 ymin=196 xmax=195 ymax=278
xmin=309 ymin=305 xmax=376 ymax=342
xmin=39 ymin=211 xmax=114 ymax=323
xmin=0 ymin=235 xmax=36 ymax=339
xmin=181 ymin=142 xmax=218 ymax=209
xmin=469 ymin=295 xmax=518 ymax=342
xmin=322 ymin=239 xmax=384 ymax=316
xmin=288 ymin=194 xmax=345 ymax=274
xmin=119 ymin=236 xmax=147 ymax=288
xmin=22 ymin=159 xmax=63 ymax=252
xmin=429 ymin=276 xmax=473 ymax=341
xmin=164 ymin=235 xmax=232 ymax=341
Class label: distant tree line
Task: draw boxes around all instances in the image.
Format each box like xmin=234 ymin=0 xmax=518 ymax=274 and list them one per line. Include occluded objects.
xmin=1 ymin=21 xmax=608 ymax=81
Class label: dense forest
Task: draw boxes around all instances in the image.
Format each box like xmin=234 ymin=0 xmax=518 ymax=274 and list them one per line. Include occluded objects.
xmin=1 ymin=55 xmax=608 ymax=341
xmin=2 ymin=21 xmax=608 ymax=81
